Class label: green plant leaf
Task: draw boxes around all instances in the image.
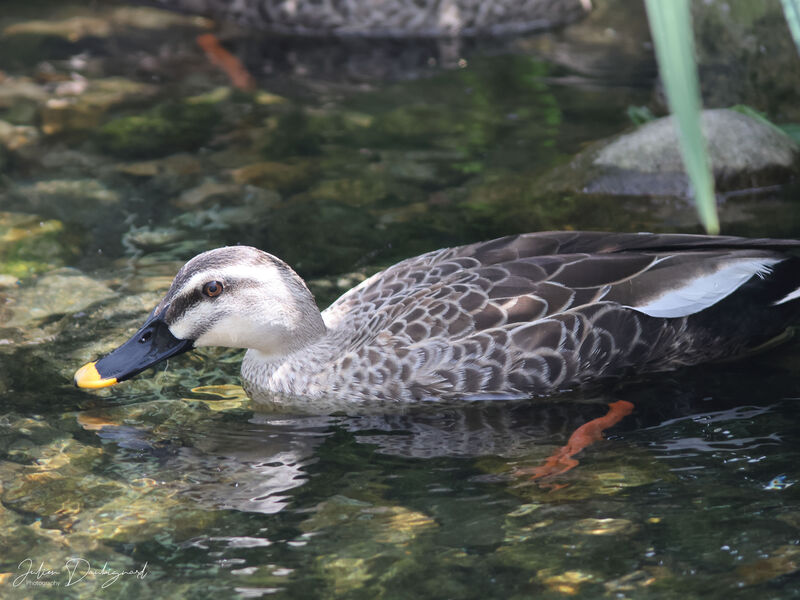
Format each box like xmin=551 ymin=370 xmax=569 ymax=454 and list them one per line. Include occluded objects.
xmin=780 ymin=0 xmax=800 ymax=55
xmin=644 ymin=0 xmax=719 ymax=234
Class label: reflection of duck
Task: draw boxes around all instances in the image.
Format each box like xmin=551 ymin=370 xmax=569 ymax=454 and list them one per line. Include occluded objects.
xmin=75 ymin=231 xmax=800 ymax=408
xmin=150 ymin=0 xmax=590 ymax=37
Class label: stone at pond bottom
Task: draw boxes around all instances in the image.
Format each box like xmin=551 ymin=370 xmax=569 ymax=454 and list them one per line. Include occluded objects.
xmin=229 ymin=160 xmax=318 ymax=193
xmin=41 ymin=78 xmax=159 ymax=136
xmin=2 ymin=7 xmax=212 ymax=41
xmin=2 ymin=16 xmax=112 ymax=41
xmin=736 ymin=545 xmax=800 ymax=586
xmin=0 ymin=120 xmax=40 ymax=151
xmin=17 ymin=179 xmax=120 ymax=224
xmin=0 ymin=212 xmax=79 ymax=280
xmin=536 ymin=568 xmax=596 ymax=595
xmin=542 ymin=108 xmax=799 ymax=198
xmin=571 ymin=517 xmax=637 ymax=536
xmin=603 ymin=567 xmax=671 ymax=595
xmin=173 ymin=181 xmax=243 ymax=209
xmin=2 ymin=268 xmax=115 ymax=329
xmin=97 ymin=101 xmax=220 ymax=159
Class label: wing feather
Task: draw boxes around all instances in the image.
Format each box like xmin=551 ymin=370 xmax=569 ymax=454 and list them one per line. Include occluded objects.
xmin=319 ymin=232 xmax=799 ymax=398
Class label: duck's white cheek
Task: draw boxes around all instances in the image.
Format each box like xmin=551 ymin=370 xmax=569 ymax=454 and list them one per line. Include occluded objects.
xmin=193 ymin=316 xmax=252 ymax=348
xmin=167 ymin=302 xmax=227 ymax=344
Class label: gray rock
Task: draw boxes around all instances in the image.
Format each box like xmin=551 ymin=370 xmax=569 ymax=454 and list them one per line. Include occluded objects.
xmin=3 ymin=268 xmax=116 ymax=329
xmin=16 ymin=178 xmax=120 ymax=223
xmin=545 ymin=109 xmax=799 ymax=198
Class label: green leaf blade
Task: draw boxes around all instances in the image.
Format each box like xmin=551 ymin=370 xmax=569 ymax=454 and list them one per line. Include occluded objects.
xmin=644 ymin=0 xmax=719 ymax=234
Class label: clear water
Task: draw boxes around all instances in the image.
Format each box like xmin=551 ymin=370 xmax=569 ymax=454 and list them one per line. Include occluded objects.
xmin=2 ymin=1 xmax=800 ymax=598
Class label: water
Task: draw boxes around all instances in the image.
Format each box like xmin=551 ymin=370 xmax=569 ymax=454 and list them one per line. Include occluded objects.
xmin=2 ymin=1 xmax=800 ymax=598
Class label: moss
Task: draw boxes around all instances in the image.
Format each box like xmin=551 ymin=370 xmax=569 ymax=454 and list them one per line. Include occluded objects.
xmin=0 ymin=214 xmax=81 ymax=279
xmin=261 ymin=110 xmax=324 ymax=158
xmin=96 ymin=101 xmax=220 ymax=158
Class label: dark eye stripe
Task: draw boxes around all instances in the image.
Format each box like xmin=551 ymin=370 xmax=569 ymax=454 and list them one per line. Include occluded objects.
xmin=162 ymin=276 xmax=270 ymax=326
xmin=165 ymin=287 xmax=204 ymax=324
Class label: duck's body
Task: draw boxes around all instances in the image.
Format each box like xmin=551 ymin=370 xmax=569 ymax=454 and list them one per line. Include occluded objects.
xmin=148 ymin=0 xmax=589 ymax=38
xmin=75 ymin=232 xmax=800 ymax=408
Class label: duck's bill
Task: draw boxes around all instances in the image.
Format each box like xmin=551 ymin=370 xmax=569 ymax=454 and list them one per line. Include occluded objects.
xmin=74 ymin=316 xmax=193 ymax=389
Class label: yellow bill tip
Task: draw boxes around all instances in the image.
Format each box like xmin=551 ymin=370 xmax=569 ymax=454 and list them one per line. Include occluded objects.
xmin=74 ymin=362 xmax=118 ymax=389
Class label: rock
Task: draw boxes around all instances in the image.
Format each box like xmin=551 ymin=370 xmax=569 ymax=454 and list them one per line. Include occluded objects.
xmin=37 ymin=148 xmax=110 ymax=172
xmin=2 ymin=16 xmax=112 ymax=42
xmin=543 ymin=109 xmax=800 ymax=198
xmin=41 ymin=77 xmax=159 ymax=136
xmin=0 ymin=120 xmax=40 ymax=151
xmin=115 ymin=153 xmax=205 ymax=178
xmin=122 ymin=225 xmax=186 ymax=252
xmin=173 ymin=181 xmax=243 ymax=209
xmin=2 ymin=7 xmax=211 ymax=42
xmin=2 ymin=268 xmax=115 ymax=328
xmin=0 ymin=212 xmax=80 ymax=280
xmin=571 ymin=517 xmax=637 ymax=536
xmin=0 ymin=75 xmax=48 ymax=109
xmin=96 ymin=101 xmax=220 ymax=158
xmin=229 ymin=159 xmax=318 ymax=192
xmin=109 ymin=6 xmax=214 ymax=31
xmin=736 ymin=544 xmax=800 ymax=586
xmin=19 ymin=179 xmax=119 ymax=223
xmin=254 ymin=91 xmax=288 ymax=105
xmin=537 ymin=569 xmax=596 ymax=595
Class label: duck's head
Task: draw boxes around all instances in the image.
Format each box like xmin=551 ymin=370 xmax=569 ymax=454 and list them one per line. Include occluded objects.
xmin=74 ymin=246 xmax=325 ymax=389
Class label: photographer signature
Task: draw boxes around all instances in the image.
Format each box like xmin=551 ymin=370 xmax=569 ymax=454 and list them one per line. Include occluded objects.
xmin=13 ymin=557 xmax=148 ymax=588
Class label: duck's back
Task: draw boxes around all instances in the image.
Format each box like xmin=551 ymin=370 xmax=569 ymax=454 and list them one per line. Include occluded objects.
xmin=250 ymin=232 xmax=800 ymax=404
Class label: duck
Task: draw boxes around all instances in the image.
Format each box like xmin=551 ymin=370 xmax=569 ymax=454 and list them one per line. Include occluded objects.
xmin=146 ymin=0 xmax=590 ymax=38
xmin=74 ymin=231 xmax=800 ymax=407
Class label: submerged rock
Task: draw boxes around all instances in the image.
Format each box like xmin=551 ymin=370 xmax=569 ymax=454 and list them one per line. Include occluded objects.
xmin=0 ymin=120 xmax=40 ymax=152
xmin=115 ymin=152 xmax=206 ymax=179
xmin=736 ymin=544 xmax=800 ymax=586
xmin=0 ymin=212 xmax=80 ymax=280
xmin=2 ymin=6 xmax=212 ymax=42
xmin=41 ymin=77 xmax=159 ymax=136
xmin=18 ymin=178 xmax=120 ymax=223
xmin=543 ymin=108 xmax=800 ymax=198
xmin=230 ymin=159 xmax=319 ymax=193
xmin=2 ymin=268 xmax=115 ymax=329
xmin=3 ymin=16 xmax=113 ymax=41
xmin=97 ymin=101 xmax=220 ymax=158
xmin=173 ymin=181 xmax=243 ymax=209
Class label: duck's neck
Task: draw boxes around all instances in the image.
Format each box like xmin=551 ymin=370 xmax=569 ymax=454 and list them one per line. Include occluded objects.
xmin=283 ymin=307 xmax=327 ymax=356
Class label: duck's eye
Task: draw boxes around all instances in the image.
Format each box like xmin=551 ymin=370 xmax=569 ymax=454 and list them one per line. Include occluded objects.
xmin=202 ymin=281 xmax=224 ymax=298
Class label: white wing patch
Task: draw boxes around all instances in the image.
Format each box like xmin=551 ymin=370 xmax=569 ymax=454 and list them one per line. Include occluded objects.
xmin=627 ymin=258 xmax=782 ymax=318
xmin=774 ymin=287 xmax=800 ymax=306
